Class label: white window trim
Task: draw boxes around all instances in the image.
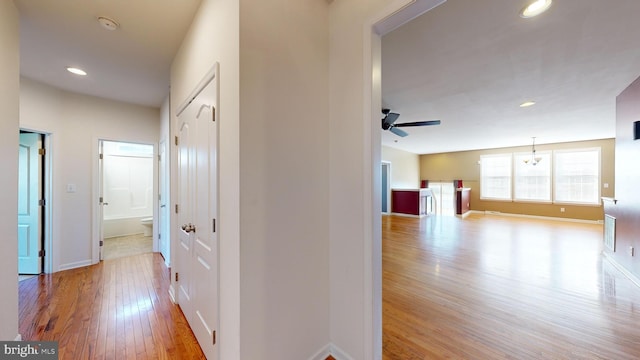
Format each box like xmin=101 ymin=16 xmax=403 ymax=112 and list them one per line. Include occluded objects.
xmin=480 ymin=153 xmax=513 ymax=201
xmin=552 ymin=147 xmax=601 ymax=206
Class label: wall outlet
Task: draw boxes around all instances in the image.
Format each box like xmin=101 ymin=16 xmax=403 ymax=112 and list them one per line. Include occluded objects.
xmin=629 ymin=246 xmax=635 ymax=257
xmin=604 ymin=183 xmax=609 ymax=189
xmin=560 ymin=207 xmax=565 ymax=213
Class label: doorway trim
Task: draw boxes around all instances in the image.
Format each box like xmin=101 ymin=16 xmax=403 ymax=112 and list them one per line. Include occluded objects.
xmin=363 ymin=0 xmax=446 ymax=358
xmin=92 ymin=137 xmax=159 ymax=264
xmin=19 ymin=128 xmax=53 ymax=274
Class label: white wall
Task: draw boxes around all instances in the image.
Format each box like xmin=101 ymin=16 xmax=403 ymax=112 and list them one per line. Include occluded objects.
xmin=239 ymin=0 xmax=330 ymax=358
xmin=0 ymin=0 xmax=20 ymax=341
xmin=19 ymin=78 xmax=160 ymax=271
xmin=382 ymin=145 xmax=420 ymax=189
xmin=171 ymin=0 xmax=330 ymax=358
xmin=170 ymin=0 xmax=241 ymax=358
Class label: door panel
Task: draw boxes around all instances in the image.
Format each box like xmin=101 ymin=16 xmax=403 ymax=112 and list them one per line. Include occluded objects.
xmin=175 ymin=65 xmax=219 ymax=359
xmin=18 ymin=133 xmax=42 ymax=274
xmin=192 ymin=98 xmax=218 ymax=358
xmin=177 ymin=117 xmax=194 ymax=324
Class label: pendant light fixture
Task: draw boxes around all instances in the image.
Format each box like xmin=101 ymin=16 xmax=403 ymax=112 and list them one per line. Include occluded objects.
xmin=523 ymin=137 xmax=542 ymax=165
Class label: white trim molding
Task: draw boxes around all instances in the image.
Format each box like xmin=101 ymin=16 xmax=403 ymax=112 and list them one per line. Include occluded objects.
xmin=481 ymin=210 xmax=603 ymax=224
xmin=308 ymin=343 xmax=355 ymax=360
xmin=602 ymin=252 xmax=640 ymax=289
xmin=58 ymin=260 xmax=93 ymax=272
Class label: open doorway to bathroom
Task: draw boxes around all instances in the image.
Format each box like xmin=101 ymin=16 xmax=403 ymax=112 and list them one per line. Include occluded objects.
xmin=100 ymin=140 xmax=154 ymax=260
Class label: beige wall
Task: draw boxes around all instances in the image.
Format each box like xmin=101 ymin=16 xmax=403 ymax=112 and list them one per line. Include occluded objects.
xmin=0 ymin=0 xmax=19 ymax=341
xmin=382 ymin=145 xmax=420 ymax=189
xmin=419 ymin=138 xmax=615 ymax=220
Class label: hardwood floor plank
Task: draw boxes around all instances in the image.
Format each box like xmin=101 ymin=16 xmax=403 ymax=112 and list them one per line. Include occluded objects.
xmin=19 ymin=253 xmax=205 ymax=359
xmin=382 ymin=213 xmax=640 ymax=359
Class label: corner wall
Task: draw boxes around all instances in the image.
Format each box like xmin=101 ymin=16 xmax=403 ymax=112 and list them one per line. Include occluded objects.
xmin=382 ymin=145 xmax=420 ymax=189
xmin=0 ymin=0 xmax=20 ymax=341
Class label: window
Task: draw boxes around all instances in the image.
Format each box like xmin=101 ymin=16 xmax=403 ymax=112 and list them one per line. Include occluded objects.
xmin=480 ymin=154 xmax=512 ymax=200
xmin=554 ymin=148 xmax=600 ymax=205
xmin=514 ymin=151 xmax=551 ymax=202
xmin=480 ymin=147 xmax=601 ymax=206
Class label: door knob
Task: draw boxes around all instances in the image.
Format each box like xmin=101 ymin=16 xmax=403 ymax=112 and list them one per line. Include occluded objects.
xmin=181 ymin=223 xmax=196 ymax=233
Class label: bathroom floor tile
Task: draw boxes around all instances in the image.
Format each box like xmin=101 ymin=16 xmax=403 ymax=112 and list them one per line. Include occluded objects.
xmin=103 ymin=234 xmax=152 ymax=260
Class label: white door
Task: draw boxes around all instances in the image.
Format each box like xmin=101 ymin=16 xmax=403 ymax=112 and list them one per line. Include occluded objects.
xmin=175 ymin=64 xmax=219 ymax=359
xmin=191 ymin=96 xmax=218 ymax=358
xmin=159 ymin=140 xmax=170 ymax=261
xmin=18 ymin=133 xmax=42 ymax=274
xmin=177 ymin=118 xmax=195 ymax=324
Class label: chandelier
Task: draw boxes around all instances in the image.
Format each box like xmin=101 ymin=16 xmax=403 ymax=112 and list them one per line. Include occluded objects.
xmin=523 ymin=137 xmax=542 ymax=166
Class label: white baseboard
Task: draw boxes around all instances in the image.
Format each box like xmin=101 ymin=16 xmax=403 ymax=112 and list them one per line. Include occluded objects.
xmin=58 ymin=259 xmax=93 ymax=272
xmin=14 ymin=334 xmax=22 ymax=341
xmin=308 ymin=343 xmax=355 ymax=360
xmin=602 ymin=252 xmax=640 ymax=289
xmin=329 ymin=344 xmax=355 ymax=360
xmin=308 ymin=344 xmax=331 ymax=360
xmin=481 ymin=210 xmax=602 ymax=224
xmin=390 ymin=212 xmax=425 ymax=218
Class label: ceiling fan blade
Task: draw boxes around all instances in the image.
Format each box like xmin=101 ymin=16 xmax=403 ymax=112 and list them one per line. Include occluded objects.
xmin=393 ymin=120 xmax=441 ymax=127
xmin=382 ymin=112 xmax=400 ymax=127
xmin=389 ymin=126 xmax=408 ymax=137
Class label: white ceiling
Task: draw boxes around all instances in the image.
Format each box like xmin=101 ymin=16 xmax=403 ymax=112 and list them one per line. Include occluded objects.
xmin=14 ymin=0 xmax=202 ymax=108
xmin=13 ymin=1 xmax=640 ymax=154
xmin=382 ymin=0 xmax=640 ymax=154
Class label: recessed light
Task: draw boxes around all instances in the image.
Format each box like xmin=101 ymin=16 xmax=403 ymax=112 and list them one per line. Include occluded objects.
xmin=66 ymin=67 xmax=87 ymax=76
xmin=520 ymin=0 xmax=552 ymax=18
xmin=97 ymin=16 xmax=120 ymax=31
xmin=520 ymin=101 xmax=536 ymax=108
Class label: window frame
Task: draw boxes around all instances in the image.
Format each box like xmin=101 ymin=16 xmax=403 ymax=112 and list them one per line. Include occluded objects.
xmin=552 ymin=147 xmax=601 ymax=206
xmin=513 ymin=150 xmax=552 ymax=203
xmin=480 ymin=153 xmax=513 ymax=201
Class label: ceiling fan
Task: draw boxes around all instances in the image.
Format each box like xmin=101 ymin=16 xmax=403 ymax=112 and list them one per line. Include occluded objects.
xmin=381 ymin=109 xmax=441 ymax=137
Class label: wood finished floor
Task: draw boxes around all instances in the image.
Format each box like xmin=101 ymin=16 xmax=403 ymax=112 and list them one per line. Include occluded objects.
xmin=382 ymin=213 xmax=640 ymax=359
xmin=19 ymin=253 xmax=205 ymax=359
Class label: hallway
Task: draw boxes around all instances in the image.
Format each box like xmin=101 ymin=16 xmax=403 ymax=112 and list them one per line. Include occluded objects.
xmin=19 ymin=253 xmax=204 ymax=359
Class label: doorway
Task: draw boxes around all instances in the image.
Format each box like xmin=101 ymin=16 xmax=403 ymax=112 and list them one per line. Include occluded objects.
xmin=18 ymin=131 xmax=48 ymax=276
xmin=99 ymin=140 xmax=155 ymax=260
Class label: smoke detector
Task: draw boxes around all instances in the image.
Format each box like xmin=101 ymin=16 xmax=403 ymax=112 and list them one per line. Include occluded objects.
xmin=97 ymin=16 xmax=119 ymax=31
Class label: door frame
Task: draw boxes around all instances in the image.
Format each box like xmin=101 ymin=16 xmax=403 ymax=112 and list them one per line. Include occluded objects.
xmin=92 ymin=137 xmax=159 ymax=264
xmin=18 ymin=128 xmax=53 ymax=274
xmin=364 ymin=0 xmax=446 ymax=357
xmin=381 ymin=161 xmax=391 ymax=214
